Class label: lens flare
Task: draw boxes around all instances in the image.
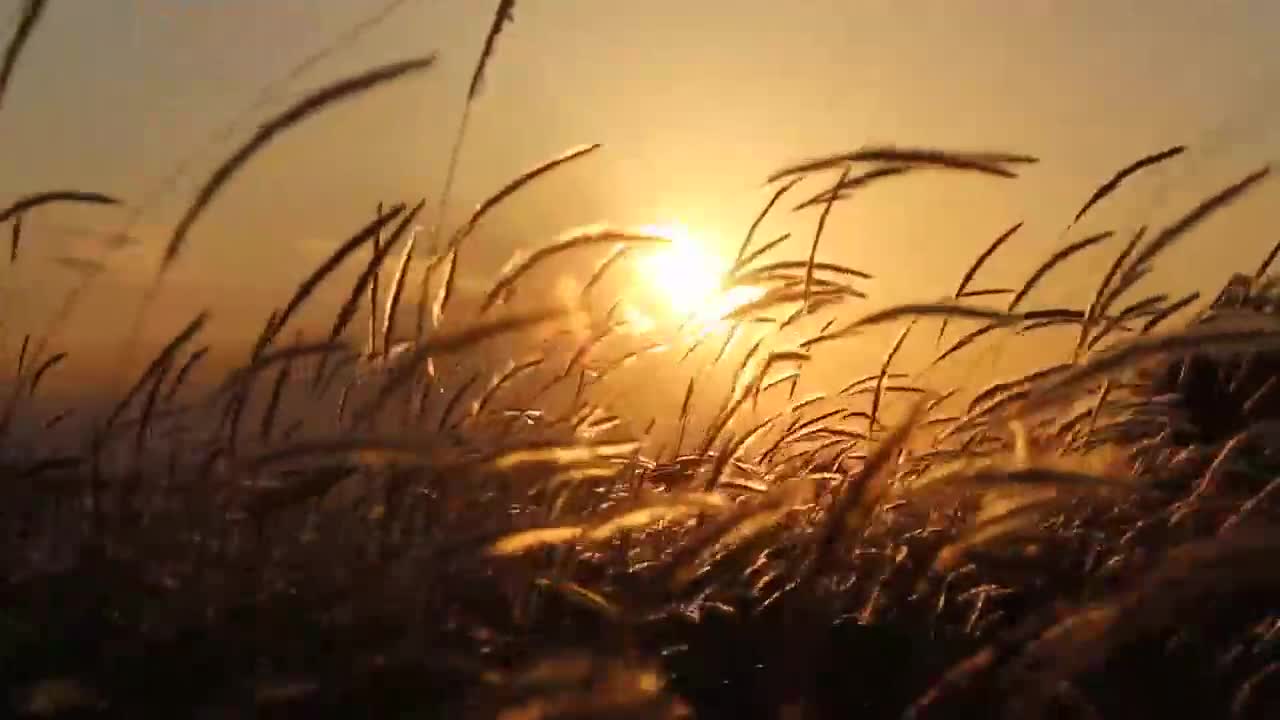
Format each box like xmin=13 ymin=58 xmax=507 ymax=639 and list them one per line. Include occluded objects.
xmin=634 ymin=222 xmax=764 ymax=332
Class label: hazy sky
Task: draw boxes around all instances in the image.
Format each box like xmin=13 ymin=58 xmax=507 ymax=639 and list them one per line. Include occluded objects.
xmin=4 ymin=0 xmax=1280 ymax=386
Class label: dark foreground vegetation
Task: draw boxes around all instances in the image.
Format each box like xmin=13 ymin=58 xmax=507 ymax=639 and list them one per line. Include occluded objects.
xmin=3 ymin=2 xmax=1279 ymax=718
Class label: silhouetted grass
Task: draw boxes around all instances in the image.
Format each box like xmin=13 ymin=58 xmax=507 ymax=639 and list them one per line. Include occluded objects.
xmin=3 ymin=5 xmax=1279 ymax=720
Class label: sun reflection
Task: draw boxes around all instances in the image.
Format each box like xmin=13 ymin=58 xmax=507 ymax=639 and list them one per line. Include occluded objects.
xmin=634 ymin=222 xmax=764 ymax=333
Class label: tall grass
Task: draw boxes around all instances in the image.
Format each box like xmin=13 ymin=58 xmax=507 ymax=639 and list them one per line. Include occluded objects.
xmin=3 ymin=5 xmax=1279 ymax=720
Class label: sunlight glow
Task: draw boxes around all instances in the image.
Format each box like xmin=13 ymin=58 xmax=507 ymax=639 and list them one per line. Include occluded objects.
xmin=634 ymin=222 xmax=764 ymax=333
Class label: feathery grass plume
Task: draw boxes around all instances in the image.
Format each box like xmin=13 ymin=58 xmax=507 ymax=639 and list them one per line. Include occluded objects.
xmin=902 ymin=609 xmax=1069 ymax=720
xmin=111 ymin=0 xmax=419 ymax=239
xmin=480 ymin=226 xmax=670 ymax=311
xmin=840 ymin=371 xmax=909 ymax=396
xmin=1181 ymin=428 xmax=1256 ymax=511
xmin=1028 ymin=325 xmax=1280 ymax=409
xmin=330 ymin=200 xmax=424 ymax=342
xmin=488 ymin=441 xmax=639 ymax=471
xmin=763 ymin=409 xmax=847 ymax=462
xmin=588 ymin=501 xmax=716 ymax=543
xmin=438 ymin=371 xmax=480 ymax=431
xmin=1001 ymin=531 xmax=1280 ymax=715
xmin=679 ymin=379 xmax=700 ymax=426
xmin=367 ymin=202 xmax=384 ymax=357
xmin=939 ymin=222 xmax=1023 ymax=346
xmin=440 ymin=148 xmax=609 ymax=327
xmin=687 ymin=502 xmax=794 ymax=578
xmin=431 ymin=0 xmax=517 ymax=252
xmin=43 ymin=408 xmax=72 ymax=430
xmin=556 ymin=324 xmax=612 ymax=379
xmin=222 ymin=384 xmax=255 ymax=453
xmin=673 ymin=376 xmax=697 ymax=451
xmin=161 ymin=56 xmax=435 ymax=271
xmin=103 ymin=311 xmax=209 ymax=431
xmin=1070 ymin=145 xmax=1186 ymax=225
xmin=1219 ymin=476 xmax=1280 ymax=535
xmin=1023 ymin=306 xmax=1086 ymax=322
xmin=8 ymin=211 xmax=18 ymax=262
xmin=768 ymin=272 xmax=868 ymax=300
xmin=792 ymin=164 xmax=913 ymax=210
xmin=721 ymin=286 xmax=843 ymax=323
xmin=930 ymin=493 xmax=1103 ymax=573
xmin=581 ymin=245 xmax=631 ymax=297
xmin=590 ymin=343 xmax=664 ymax=383
xmin=471 ymin=357 xmax=542 ymax=419
xmin=133 ymin=354 xmax=174 ymax=456
xmin=781 ymin=393 xmax=827 ymax=420
xmin=768 ymin=146 xmax=1037 ymax=183
xmin=259 ymin=350 xmax=294 ymax=442
xmin=487 ymin=526 xmax=584 ymax=556
xmin=380 ymin=225 xmax=417 ymax=354
xmin=710 ymin=323 xmax=742 ymax=368
xmin=1017 ymin=316 xmax=1086 ymax=335
xmin=736 ymin=259 xmax=873 ymax=284
xmin=1241 ymin=376 xmax=1277 ymax=417
xmin=849 ymin=382 xmax=926 ymax=400
xmin=220 ymin=341 xmax=351 ymax=399
xmin=735 ymin=176 xmax=803 ymax=269
xmin=242 ymin=465 xmax=361 ymax=520
xmin=164 ymin=346 xmax=208 ymax=403
xmin=430 ymin=246 xmax=456 ymax=329
xmin=27 ymin=351 xmax=65 ymax=395
xmin=732 ymin=232 xmax=791 ymax=275
xmin=966 ymin=364 xmax=1074 ymax=418
xmin=1078 ymin=379 xmax=1113 ymax=444
xmin=334 ymin=382 xmax=352 ymax=428
xmin=847 ymin=302 xmax=1020 ymax=339
xmin=736 ymin=408 xmax=792 ymax=457
xmin=1007 ymin=231 xmax=1113 ymax=310
xmin=251 ymin=209 xmax=404 ymax=353
xmin=447 ymin=143 xmax=601 ymax=250
xmin=0 ymin=0 xmax=48 ymax=111
xmin=358 ymin=309 xmax=565 ymax=420
xmin=54 ymin=255 xmax=105 ymax=277
xmin=1077 ymin=227 xmax=1143 ymax=357
xmin=1253 ymin=238 xmax=1280 ymax=281
xmin=0 ymin=190 xmax=120 ymax=227
xmin=760 ymin=370 xmax=801 ymax=395
xmin=870 ymin=324 xmax=913 ymax=438
xmin=1120 ymin=167 xmax=1272 ymax=289
xmin=806 ymin=398 xmax=927 ymax=585
xmin=804 ymin=165 xmax=850 ymax=306
xmin=15 ymin=333 xmax=29 ymax=375
xmin=533 ymin=579 xmax=621 ymax=619
xmin=248 ymin=309 xmax=281 ymax=365
xmin=1085 ymin=293 xmax=1170 ymax=350
xmin=468 ymin=0 xmax=516 ymax=102
xmin=957 ymin=287 xmax=1015 ymax=299
xmin=699 ymin=350 xmax=800 ymax=455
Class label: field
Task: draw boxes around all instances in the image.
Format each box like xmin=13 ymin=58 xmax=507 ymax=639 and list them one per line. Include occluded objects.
xmin=3 ymin=2 xmax=1280 ymax=718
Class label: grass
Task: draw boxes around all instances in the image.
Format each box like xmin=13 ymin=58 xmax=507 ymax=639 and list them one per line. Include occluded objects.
xmin=3 ymin=2 xmax=1280 ymax=718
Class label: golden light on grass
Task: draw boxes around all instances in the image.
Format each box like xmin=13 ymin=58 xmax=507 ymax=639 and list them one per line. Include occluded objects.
xmin=633 ymin=222 xmax=764 ymax=333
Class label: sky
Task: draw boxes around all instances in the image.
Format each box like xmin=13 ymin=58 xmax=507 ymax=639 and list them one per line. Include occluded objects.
xmin=3 ymin=0 xmax=1280 ymax=401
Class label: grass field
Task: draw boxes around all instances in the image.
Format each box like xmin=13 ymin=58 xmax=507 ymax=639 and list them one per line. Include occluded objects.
xmin=3 ymin=2 xmax=1280 ymax=718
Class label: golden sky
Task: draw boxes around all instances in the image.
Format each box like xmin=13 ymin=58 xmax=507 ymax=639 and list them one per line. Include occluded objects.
xmin=4 ymin=0 xmax=1280 ymax=393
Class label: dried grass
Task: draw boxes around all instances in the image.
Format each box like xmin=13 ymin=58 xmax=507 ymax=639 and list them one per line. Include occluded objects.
xmin=161 ymin=56 xmax=436 ymax=271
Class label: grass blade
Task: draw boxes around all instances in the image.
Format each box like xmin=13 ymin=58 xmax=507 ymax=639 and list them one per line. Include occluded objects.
xmin=162 ymin=56 xmax=436 ymax=271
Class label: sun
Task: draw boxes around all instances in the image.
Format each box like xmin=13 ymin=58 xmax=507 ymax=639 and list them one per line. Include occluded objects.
xmin=634 ymin=222 xmax=764 ymax=331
